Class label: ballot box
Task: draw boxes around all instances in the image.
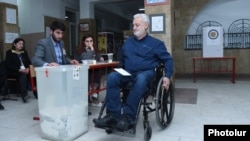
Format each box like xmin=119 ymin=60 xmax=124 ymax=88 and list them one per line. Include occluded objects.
xmin=35 ymin=65 xmax=89 ymax=141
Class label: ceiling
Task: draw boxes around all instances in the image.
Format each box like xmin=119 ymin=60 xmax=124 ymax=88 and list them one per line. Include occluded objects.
xmin=93 ymin=0 xmax=144 ymax=20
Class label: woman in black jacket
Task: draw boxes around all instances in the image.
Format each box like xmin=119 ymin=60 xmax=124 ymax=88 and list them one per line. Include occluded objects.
xmin=5 ymin=38 xmax=31 ymax=103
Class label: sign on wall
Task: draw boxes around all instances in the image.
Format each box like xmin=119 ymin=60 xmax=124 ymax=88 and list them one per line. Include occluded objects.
xmin=202 ymin=27 xmax=223 ymax=57
xmin=5 ymin=32 xmax=19 ymax=43
xmin=6 ymin=8 xmax=17 ymax=24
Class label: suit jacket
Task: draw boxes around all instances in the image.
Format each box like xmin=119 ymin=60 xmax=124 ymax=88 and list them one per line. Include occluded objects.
xmin=32 ymin=36 xmax=71 ymax=67
xmin=5 ymin=49 xmax=31 ymax=77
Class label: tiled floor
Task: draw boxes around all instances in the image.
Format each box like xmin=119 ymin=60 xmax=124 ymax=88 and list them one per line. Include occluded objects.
xmin=0 ymin=78 xmax=250 ymax=141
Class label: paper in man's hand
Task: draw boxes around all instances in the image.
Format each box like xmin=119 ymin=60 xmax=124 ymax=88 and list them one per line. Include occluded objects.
xmin=114 ymin=68 xmax=131 ymax=76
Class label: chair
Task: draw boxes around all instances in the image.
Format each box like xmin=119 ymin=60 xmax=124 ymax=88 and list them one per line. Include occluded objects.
xmin=93 ymin=64 xmax=175 ymax=141
xmin=0 ymin=61 xmax=18 ymax=101
xmin=6 ymin=78 xmax=20 ymax=97
xmin=29 ymin=65 xmax=38 ymax=99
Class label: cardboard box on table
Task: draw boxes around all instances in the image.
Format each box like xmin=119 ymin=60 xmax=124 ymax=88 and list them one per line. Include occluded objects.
xmin=35 ymin=65 xmax=89 ymax=141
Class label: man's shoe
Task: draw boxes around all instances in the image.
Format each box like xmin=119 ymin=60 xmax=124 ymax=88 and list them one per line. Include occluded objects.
xmin=116 ymin=114 xmax=134 ymax=131
xmin=93 ymin=114 xmax=117 ymax=128
xmin=0 ymin=103 xmax=4 ymax=110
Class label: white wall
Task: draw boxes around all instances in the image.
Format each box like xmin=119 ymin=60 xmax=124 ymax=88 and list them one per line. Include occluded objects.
xmin=187 ymin=0 xmax=250 ymax=34
xmin=17 ymin=0 xmax=79 ymax=34
xmin=18 ymin=0 xmax=44 ymax=34
xmin=79 ymin=0 xmax=125 ymax=19
xmin=80 ymin=0 xmax=99 ymax=19
xmin=17 ymin=0 xmax=131 ymax=34
xmin=0 ymin=0 xmax=16 ymax=5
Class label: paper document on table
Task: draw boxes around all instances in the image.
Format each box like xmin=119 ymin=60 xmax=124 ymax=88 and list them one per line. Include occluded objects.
xmin=114 ymin=68 xmax=131 ymax=76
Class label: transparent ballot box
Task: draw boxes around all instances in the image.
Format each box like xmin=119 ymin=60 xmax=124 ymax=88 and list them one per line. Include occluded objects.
xmin=35 ymin=65 xmax=89 ymax=141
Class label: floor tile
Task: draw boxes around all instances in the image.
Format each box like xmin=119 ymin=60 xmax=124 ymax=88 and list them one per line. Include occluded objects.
xmin=0 ymin=78 xmax=250 ymax=141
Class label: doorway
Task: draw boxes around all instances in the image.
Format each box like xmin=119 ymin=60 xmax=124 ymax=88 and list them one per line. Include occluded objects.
xmin=65 ymin=9 xmax=77 ymax=57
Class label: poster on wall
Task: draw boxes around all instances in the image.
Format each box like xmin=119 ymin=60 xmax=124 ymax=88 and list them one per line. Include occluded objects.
xmin=79 ymin=23 xmax=89 ymax=32
xmin=149 ymin=14 xmax=165 ymax=34
xmin=202 ymin=26 xmax=223 ymax=57
xmin=6 ymin=8 xmax=17 ymax=24
xmin=5 ymin=32 xmax=19 ymax=43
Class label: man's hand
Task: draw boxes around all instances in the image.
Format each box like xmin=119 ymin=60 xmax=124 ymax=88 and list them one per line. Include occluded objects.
xmin=90 ymin=46 xmax=94 ymax=51
xmin=162 ymin=77 xmax=170 ymax=90
xmin=47 ymin=62 xmax=59 ymax=66
xmin=70 ymin=59 xmax=79 ymax=65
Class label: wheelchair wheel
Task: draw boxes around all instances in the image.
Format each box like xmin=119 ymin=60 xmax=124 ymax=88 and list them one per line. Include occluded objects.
xmin=155 ymin=78 xmax=175 ymax=129
xmin=144 ymin=122 xmax=152 ymax=141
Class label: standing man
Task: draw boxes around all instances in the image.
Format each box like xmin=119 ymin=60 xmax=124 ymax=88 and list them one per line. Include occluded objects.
xmin=93 ymin=13 xmax=174 ymax=130
xmin=32 ymin=21 xmax=78 ymax=67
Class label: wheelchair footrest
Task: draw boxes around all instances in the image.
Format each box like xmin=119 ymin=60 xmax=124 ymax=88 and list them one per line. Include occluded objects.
xmin=106 ymin=127 xmax=136 ymax=136
xmin=95 ymin=125 xmax=136 ymax=135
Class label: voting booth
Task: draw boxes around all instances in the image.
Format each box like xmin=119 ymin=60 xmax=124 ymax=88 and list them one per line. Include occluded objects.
xmin=35 ymin=65 xmax=89 ymax=141
xmin=202 ymin=26 xmax=224 ymax=57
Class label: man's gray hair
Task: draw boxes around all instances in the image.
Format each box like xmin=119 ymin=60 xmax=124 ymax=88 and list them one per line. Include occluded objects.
xmin=134 ymin=13 xmax=150 ymax=24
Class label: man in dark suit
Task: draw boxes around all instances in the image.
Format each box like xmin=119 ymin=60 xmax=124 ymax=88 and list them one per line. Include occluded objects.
xmin=32 ymin=21 xmax=78 ymax=67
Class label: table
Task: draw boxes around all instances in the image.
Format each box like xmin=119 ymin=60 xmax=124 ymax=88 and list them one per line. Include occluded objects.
xmin=88 ymin=61 xmax=119 ymax=95
xmin=192 ymin=57 xmax=236 ymax=83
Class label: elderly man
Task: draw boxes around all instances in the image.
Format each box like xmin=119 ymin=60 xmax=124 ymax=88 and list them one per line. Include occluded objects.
xmin=94 ymin=13 xmax=174 ymax=131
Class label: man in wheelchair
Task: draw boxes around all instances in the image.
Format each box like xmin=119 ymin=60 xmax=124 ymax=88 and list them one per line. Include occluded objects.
xmin=93 ymin=13 xmax=174 ymax=131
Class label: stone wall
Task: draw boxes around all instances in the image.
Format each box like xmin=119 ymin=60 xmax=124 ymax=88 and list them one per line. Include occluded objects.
xmin=173 ymin=0 xmax=250 ymax=77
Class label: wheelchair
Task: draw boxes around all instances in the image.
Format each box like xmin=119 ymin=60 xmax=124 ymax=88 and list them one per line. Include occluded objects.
xmin=93 ymin=64 xmax=175 ymax=141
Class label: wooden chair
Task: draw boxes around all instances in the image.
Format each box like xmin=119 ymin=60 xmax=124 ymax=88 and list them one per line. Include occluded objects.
xmin=29 ymin=65 xmax=37 ymax=99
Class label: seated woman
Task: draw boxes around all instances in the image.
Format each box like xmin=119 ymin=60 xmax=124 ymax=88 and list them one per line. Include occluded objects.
xmin=74 ymin=34 xmax=104 ymax=107
xmin=5 ymin=38 xmax=31 ymax=103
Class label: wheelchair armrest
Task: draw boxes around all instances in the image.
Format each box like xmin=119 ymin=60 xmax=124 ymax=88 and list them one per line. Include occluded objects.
xmin=148 ymin=64 xmax=165 ymax=93
xmin=154 ymin=64 xmax=165 ymax=82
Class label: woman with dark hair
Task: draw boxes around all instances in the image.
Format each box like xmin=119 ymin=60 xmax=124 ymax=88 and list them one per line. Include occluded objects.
xmin=75 ymin=34 xmax=103 ymax=61
xmin=75 ymin=34 xmax=104 ymax=107
xmin=5 ymin=38 xmax=31 ymax=103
